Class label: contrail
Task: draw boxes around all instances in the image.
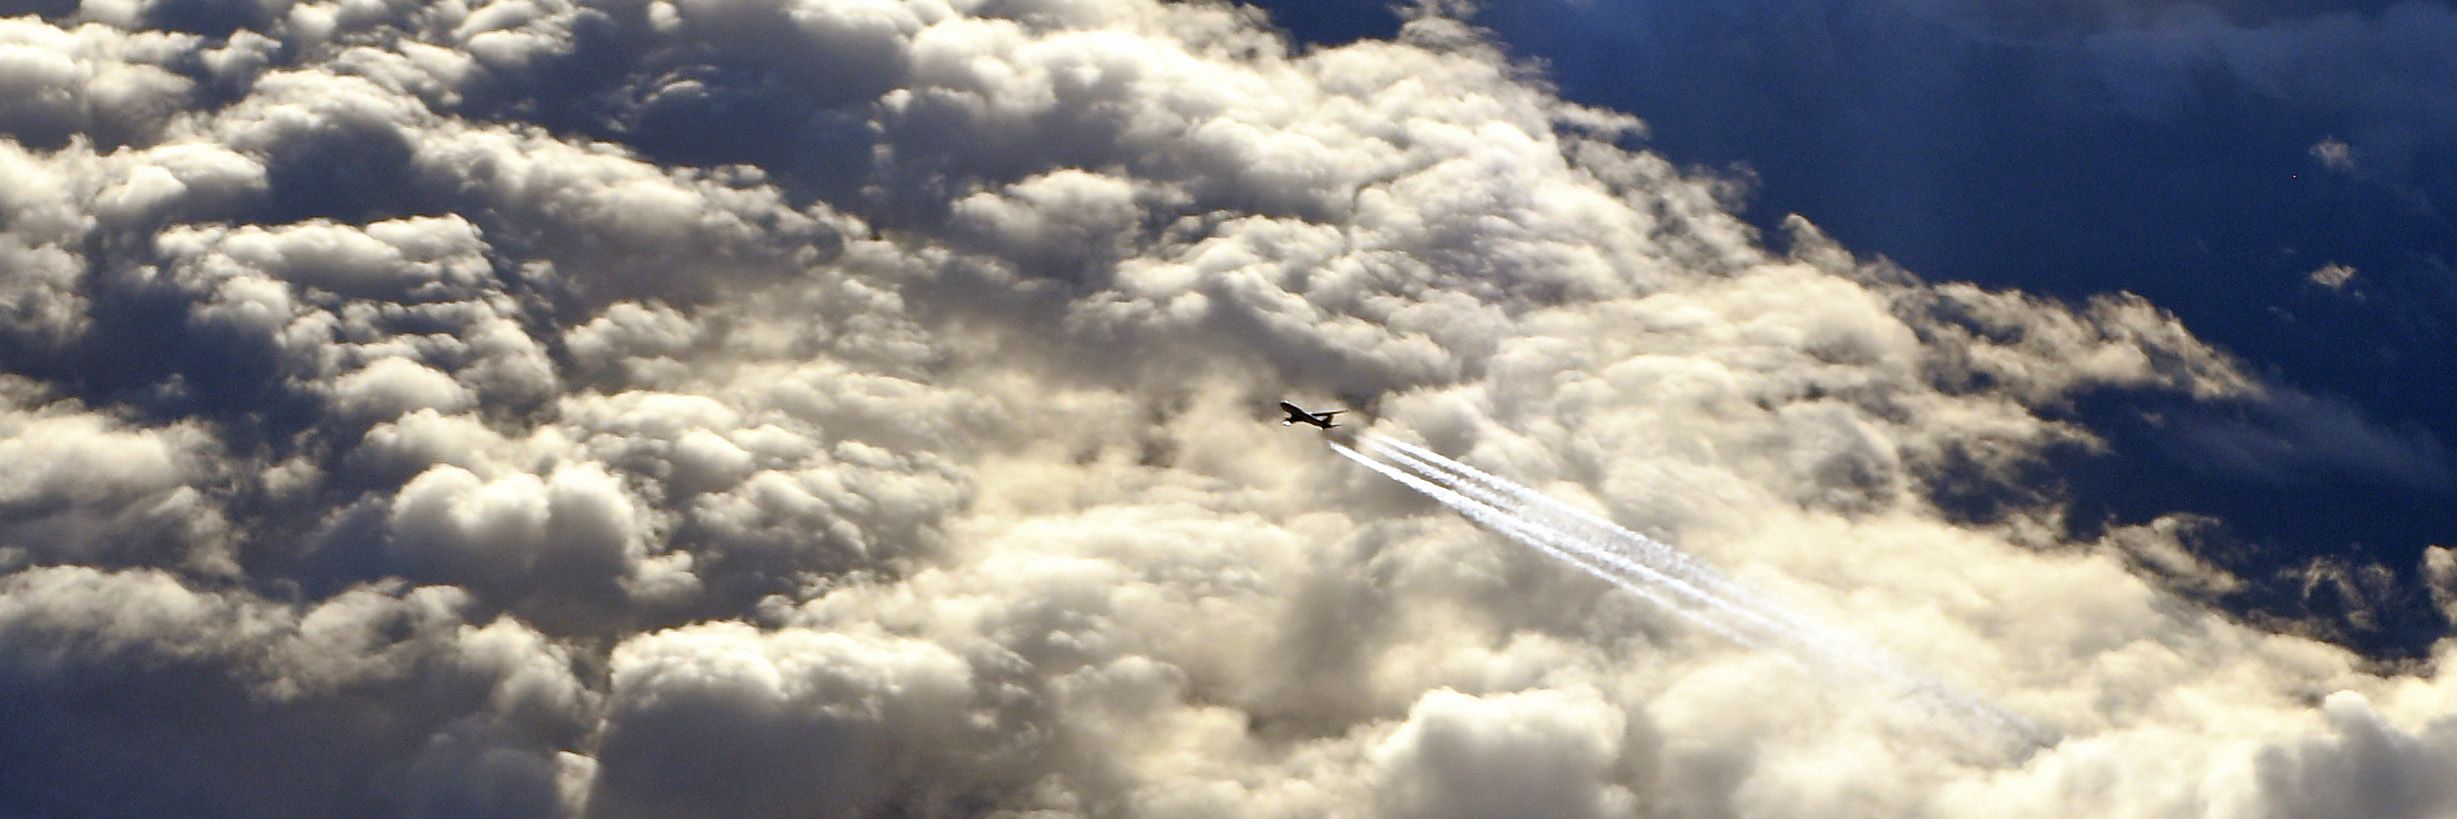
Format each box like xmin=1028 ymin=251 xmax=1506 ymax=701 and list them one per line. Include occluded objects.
xmin=1368 ymin=435 xmax=1809 ymax=626
xmin=1341 ymin=433 xmax=2050 ymax=754
xmin=1362 ymin=433 xmax=1868 ymax=671
xmin=1363 ymin=434 xmax=1932 ymax=691
xmin=1361 ymin=436 xmax=1813 ymax=647
xmin=1330 ymin=442 xmax=1768 ymax=648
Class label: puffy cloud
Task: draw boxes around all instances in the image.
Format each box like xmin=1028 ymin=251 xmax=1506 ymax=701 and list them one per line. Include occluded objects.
xmin=2225 ymin=691 xmax=2457 ymax=819
xmin=1369 ymin=687 xmax=1636 ymax=819
xmin=0 ymin=379 xmax=231 ymax=573
xmin=0 ymin=566 xmax=592 ymax=816
xmin=0 ymin=18 xmax=195 ymax=149
xmin=0 ymin=139 xmax=96 ymax=356
xmin=2309 ymin=262 xmax=2358 ymax=289
xmin=2429 ymin=546 xmax=2457 ymax=621
xmin=587 ymin=622 xmax=991 ymax=817
xmin=0 ymin=1 xmax=2450 ymax=816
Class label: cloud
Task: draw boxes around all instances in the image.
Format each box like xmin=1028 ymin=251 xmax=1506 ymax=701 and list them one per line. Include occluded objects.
xmin=586 ymin=622 xmax=989 ymax=817
xmin=2311 ymin=137 xmax=2356 ymax=173
xmin=2309 ymin=262 xmax=2358 ymax=289
xmin=2083 ymin=2 xmax=2457 ymax=179
xmin=1451 ymin=0 xmax=2457 ymax=586
xmin=0 ymin=379 xmax=232 ymax=574
xmin=2224 ymin=691 xmax=2457 ymax=818
xmin=0 ymin=566 xmax=592 ymax=816
xmin=2426 ymin=545 xmax=2457 ymax=622
xmin=0 ymin=18 xmax=196 ymax=149
xmin=0 ymin=1 xmax=2451 ymax=816
xmin=2152 ymin=387 xmax=2454 ymax=493
xmin=1368 ymin=687 xmax=1636 ymax=819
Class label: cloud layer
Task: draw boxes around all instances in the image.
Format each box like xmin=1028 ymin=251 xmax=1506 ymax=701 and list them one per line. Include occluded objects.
xmin=0 ymin=0 xmax=2452 ymax=815
xmin=1449 ymin=0 xmax=2457 ymax=635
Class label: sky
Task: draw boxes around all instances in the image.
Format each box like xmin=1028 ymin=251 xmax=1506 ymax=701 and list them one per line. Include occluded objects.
xmin=1 ymin=0 xmax=2455 ymax=816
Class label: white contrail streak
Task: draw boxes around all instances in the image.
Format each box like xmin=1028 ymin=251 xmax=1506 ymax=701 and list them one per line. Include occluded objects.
xmin=1342 ymin=433 xmax=2049 ymax=753
xmin=1361 ymin=436 xmax=1812 ymax=646
xmin=1366 ymin=437 xmax=1857 ymax=649
xmin=1363 ymin=435 xmax=1930 ymax=692
xmin=1330 ymin=443 xmax=1767 ymax=648
xmin=1366 ymin=435 xmax=1824 ymax=636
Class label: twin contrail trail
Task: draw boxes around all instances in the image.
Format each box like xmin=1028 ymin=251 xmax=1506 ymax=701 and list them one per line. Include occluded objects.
xmin=1337 ymin=432 xmax=2049 ymax=755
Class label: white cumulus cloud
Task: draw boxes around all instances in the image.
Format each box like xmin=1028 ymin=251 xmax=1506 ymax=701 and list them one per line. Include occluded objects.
xmin=0 ymin=1 xmax=2448 ymax=816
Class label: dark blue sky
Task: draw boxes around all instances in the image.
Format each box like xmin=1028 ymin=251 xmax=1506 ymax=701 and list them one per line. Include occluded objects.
xmin=1252 ymin=0 xmax=2457 ymax=654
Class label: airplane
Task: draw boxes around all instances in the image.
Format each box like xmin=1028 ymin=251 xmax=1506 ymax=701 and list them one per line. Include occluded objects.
xmin=1278 ymin=401 xmax=1345 ymax=429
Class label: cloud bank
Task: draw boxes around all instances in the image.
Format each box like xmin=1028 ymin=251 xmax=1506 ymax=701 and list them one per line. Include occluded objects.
xmin=1439 ymin=0 xmax=2457 ymax=659
xmin=0 ymin=0 xmax=2452 ymax=815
